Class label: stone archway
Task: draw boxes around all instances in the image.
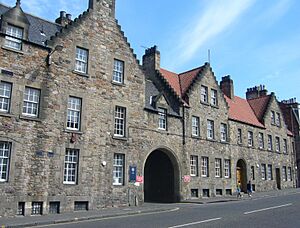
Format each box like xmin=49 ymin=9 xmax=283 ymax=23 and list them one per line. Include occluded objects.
xmin=236 ymin=159 xmax=247 ymax=192
xmin=144 ymin=149 xmax=180 ymax=203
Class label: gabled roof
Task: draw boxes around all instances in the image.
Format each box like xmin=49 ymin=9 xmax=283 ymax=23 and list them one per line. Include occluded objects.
xmin=247 ymin=95 xmax=272 ymax=122
xmin=160 ymin=68 xmax=182 ymax=97
xmin=0 ymin=3 xmax=61 ymax=47
xmin=225 ymin=95 xmax=265 ymax=128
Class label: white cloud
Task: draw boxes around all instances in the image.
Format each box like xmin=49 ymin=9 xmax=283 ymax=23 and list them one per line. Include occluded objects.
xmin=170 ymin=0 xmax=256 ymax=67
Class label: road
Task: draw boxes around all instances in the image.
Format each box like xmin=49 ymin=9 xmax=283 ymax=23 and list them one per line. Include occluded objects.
xmin=35 ymin=191 xmax=300 ymax=228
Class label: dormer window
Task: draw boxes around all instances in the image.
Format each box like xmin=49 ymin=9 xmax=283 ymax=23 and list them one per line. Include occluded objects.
xmin=5 ymin=25 xmax=23 ymax=50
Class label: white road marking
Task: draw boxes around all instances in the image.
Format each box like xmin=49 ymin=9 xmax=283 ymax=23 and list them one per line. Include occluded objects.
xmin=244 ymin=203 xmax=292 ymax=215
xmin=168 ymin=217 xmax=222 ymax=228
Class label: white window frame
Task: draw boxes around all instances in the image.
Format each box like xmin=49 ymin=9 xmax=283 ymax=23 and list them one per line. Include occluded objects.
xmin=67 ymin=97 xmax=81 ymax=131
xmin=158 ymin=108 xmax=167 ymax=130
xmin=201 ymin=86 xmax=208 ymax=103
xmin=210 ymin=89 xmax=217 ymax=106
xmin=275 ymin=137 xmax=280 ymax=152
xmin=114 ymin=106 xmax=126 ymax=137
xmin=287 ymin=167 xmax=292 ymax=181
xmin=201 ymin=157 xmax=208 ymax=177
xmin=215 ymin=158 xmax=221 ymax=177
xmin=113 ymin=153 xmax=125 ymax=185
xmin=276 ymin=112 xmax=281 ymax=126
xmin=237 ymin=128 xmax=242 ymax=144
xmin=248 ymin=131 xmax=253 ymax=147
xmin=261 ymin=164 xmax=266 ymax=180
xmin=22 ymin=87 xmax=40 ymax=117
xmin=0 ymin=81 xmax=12 ymax=113
xmin=0 ymin=141 xmax=11 ymax=182
xmin=113 ymin=59 xmax=124 ymax=83
xmin=283 ymin=139 xmax=287 ymax=154
xmin=258 ymin=132 xmax=264 ymax=149
xmin=63 ymin=149 xmax=79 ymax=184
xmin=220 ymin=123 xmax=227 ymax=142
xmin=271 ymin=111 xmax=275 ymax=125
xmin=190 ymin=155 xmax=198 ymax=176
xmin=267 ymin=164 xmax=272 ymax=180
xmin=5 ymin=24 xmax=23 ymax=50
xmin=224 ymin=159 xmax=230 ymax=178
xmin=267 ymin=135 xmax=273 ymax=151
xmin=207 ymin=120 xmax=214 ymax=139
xmin=192 ymin=116 xmax=200 ymax=137
xmin=75 ymin=47 xmax=88 ymax=74
xmin=282 ymin=166 xmax=287 ymax=181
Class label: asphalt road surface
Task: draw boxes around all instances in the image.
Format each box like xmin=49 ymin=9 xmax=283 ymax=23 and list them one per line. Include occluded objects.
xmin=34 ymin=191 xmax=300 ymax=228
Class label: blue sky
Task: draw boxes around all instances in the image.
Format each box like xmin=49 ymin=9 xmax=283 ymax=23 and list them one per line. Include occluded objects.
xmin=2 ymin=0 xmax=300 ymax=100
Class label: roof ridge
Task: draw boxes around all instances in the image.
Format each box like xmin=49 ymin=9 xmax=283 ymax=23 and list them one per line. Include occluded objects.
xmin=179 ymin=65 xmax=204 ymax=76
xmin=160 ymin=68 xmax=178 ymax=75
xmin=247 ymin=94 xmax=271 ymax=100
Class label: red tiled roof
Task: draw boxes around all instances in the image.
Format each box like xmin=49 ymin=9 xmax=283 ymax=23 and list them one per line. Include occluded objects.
xmin=247 ymin=95 xmax=272 ymax=121
xmin=178 ymin=67 xmax=204 ymax=95
xmin=225 ymin=95 xmax=265 ymax=128
xmin=159 ymin=68 xmax=181 ymax=97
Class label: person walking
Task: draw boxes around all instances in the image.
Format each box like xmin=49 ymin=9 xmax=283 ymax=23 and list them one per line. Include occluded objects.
xmin=236 ymin=181 xmax=242 ymax=199
xmin=247 ymin=180 xmax=253 ymax=198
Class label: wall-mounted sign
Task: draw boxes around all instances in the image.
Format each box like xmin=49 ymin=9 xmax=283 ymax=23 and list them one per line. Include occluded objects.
xmin=183 ymin=175 xmax=191 ymax=183
xmin=129 ymin=166 xmax=137 ymax=182
xmin=136 ymin=176 xmax=144 ymax=183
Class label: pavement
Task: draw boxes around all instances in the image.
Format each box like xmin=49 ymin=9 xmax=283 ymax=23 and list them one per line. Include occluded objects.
xmin=1 ymin=188 xmax=299 ymax=228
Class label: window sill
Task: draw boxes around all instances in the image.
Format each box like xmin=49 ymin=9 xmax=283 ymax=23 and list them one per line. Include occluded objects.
xmin=200 ymin=101 xmax=209 ymax=106
xmin=2 ymin=46 xmax=24 ymax=54
xmin=111 ymin=81 xmax=125 ymax=86
xmin=191 ymin=135 xmax=200 ymax=139
xmin=112 ymin=135 xmax=128 ymax=141
xmin=72 ymin=70 xmax=89 ymax=78
xmin=210 ymin=104 xmax=219 ymax=109
xmin=19 ymin=115 xmax=42 ymax=122
xmin=0 ymin=112 xmax=14 ymax=118
xmin=113 ymin=184 xmax=124 ymax=187
xmin=206 ymin=138 xmax=216 ymax=142
xmin=63 ymin=182 xmax=77 ymax=185
xmin=220 ymin=140 xmax=229 ymax=144
xmin=64 ymin=129 xmax=84 ymax=135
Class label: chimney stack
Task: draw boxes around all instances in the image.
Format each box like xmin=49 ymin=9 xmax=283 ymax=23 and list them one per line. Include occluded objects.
xmin=220 ymin=75 xmax=234 ymax=99
xmin=89 ymin=0 xmax=115 ymax=17
xmin=55 ymin=11 xmax=72 ymax=26
xmin=246 ymin=85 xmax=268 ymax=99
xmin=142 ymin=45 xmax=160 ymax=72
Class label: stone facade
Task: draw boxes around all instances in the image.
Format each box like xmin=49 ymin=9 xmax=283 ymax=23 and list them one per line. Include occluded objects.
xmin=0 ymin=0 xmax=297 ymax=217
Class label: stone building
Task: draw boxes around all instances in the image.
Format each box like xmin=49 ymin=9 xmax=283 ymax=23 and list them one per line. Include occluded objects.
xmin=0 ymin=0 xmax=298 ymax=217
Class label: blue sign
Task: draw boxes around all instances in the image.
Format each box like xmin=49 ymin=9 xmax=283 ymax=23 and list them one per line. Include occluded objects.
xmin=129 ymin=166 xmax=137 ymax=182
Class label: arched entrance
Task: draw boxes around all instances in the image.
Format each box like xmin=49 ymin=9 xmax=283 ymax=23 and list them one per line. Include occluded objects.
xmin=236 ymin=159 xmax=247 ymax=192
xmin=144 ymin=149 xmax=179 ymax=203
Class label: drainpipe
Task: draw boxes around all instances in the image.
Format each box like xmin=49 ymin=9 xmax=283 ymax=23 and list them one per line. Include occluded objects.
xmin=182 ymin=104 xmax=186 ymax=145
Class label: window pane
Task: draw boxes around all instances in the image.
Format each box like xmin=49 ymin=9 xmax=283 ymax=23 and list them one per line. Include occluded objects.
xmin=114 ymin=106 xmax=126 ymax=136
xmin=22 ymin=87 xmax=40 ymax=117
xmin=113 ymin=59 xmax=124 ymax=83
xmin=75 ymin=47 xmax=88 ymax=73
xmin=63 ymin=149 xmax=79 ymax=184
xmin=113 ymin=154 xmax=124 ymax=185
xmin=0 ymin=82 xmax=12 ymax=112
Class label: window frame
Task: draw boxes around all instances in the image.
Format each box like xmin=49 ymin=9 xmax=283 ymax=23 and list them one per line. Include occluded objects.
xmin=190 ymin=155 xmax=198 ymax=177
xmin=22 ymin=87 xmax=40 ymax=118
xmin=283 ymin=139 xmax=287 ymax=154
xmin=0 ymin=141 xmax=11 ymax=182
xmin=237 ymin=128 xmax=242 ymax=144
xmin=63 ymin=149 xmax=79 ymax=185
xmin=75 ymin=47 xmax=89 ymax=74
xmin=210 ymin=89 xmax=218 ymax=106
xmin=207 ymin=119 xmax=214 ymax=139
xmin=114 ymin=106 xmax=126 ymax=137
xmin=191 ymin=116 xmax=200 ymax=137
xmin=158 ymin=107 xmax=167 ymax=130
xmin=287 ymin=167 xmax=292 ymax=181
xmin=271 ymin=111 xmax=275 ymax=125
xmin=220 ymin=123 xmax=227 ymax=142
xmin=275 ymin=137 xmax=280 ymax=152
xmin=200 ymin=85 xmax=208 ymax=103
xmin=267 ymin=135 xmax=273 ymax=151
xmin=0 ymin=81 xmax=12 ymax=113
xmin=5 ymin=24 xmax=23 ymax=50
xmin=267 ymin=164 xmax=273 ymax=180
xmin=282 ymin=166 xmax=287 ymax=181
xmin=201 ymin=156 xmax=209 ymax=177
xmin=112 ymin=59 xmax=125 ymax=84
xmin=261 ymin=164 xmax=266 ymax=180
xmin=224 ymin=159 xmax=231 ymax=178
xmin=248 ymin=131 xmax=253 ymax=147
xmin=276 ymin=112 xmax=281 ymax=127
xmin=215 ymin=158 xmax=221 ymax=178
xmin=258 ymin=132 xmax=264 ymax=149
xmin=67 ymin=96 xmax=82 ymax=131
xmin=113 ymin=153 xmax=125 ymax=186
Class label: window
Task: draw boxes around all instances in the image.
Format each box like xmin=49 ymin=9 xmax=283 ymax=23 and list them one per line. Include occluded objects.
xmin=49 ymin=202 xmax=60 ymax=214
xmin=63 ymin=149 xmax=79 ymax=184
xmin=22 ymin=87 xmax=40 ymax=117
xmin=67 ymin=97 xmax=81 ymax=130
xmin=31 ymin=202 xmax=43 ymax=215
xmin=207 ymin=120 xmax=214 ymax=139
xmin=200 ymin=86 xmax=208 ymax=103
xmin=282 ymin=166 xmax=287 ymax=181
xmin=192 ymin=116 xmax=200 ymax=137
xmin=202 ymin=189 xmax=210 ymax=197
xmin=237 ymin=128 xmax=242 ymax=144
xmin=0 ymin=81 xmax=12 ymax=113
xmin=114 ymin=106 xmax=126 ymax=136
xmin=215 ymin=158 xmax=221 ymax=177
xmin=283 ymin=139 xmax=287 ymax=154
xmin=191 ymin=189 xmax=199 ymax=198
xmin=248 ymin=131 xmax=253 ymax=147
xmin=113 ymin=153 xmax=125 ymax=185
xmin=267 ymin=164 xmax=273 ymax=180
xmin=113 ymin=59 xmax=124 ymax=83
xmin=271 ymin=111 xmax=275 ymax=124
xmin=251 ymin=166 xmax=255 ymax=180
xmin=224 ymin=159 xmax=231 ymax=178
xmin=210 ymin=89 xmax=217 ymax=106
xmin=158 ymin=108 xmax=167 ymax=130
xmin=17 ymin=202 xmax=25 ymax=216
xmin=5 ymin=25 xmax=23 ymax=50
xmin=74 ymin=201 xmax=88 ymax=211
xmin=258 ymin=132 xmax=264 ymax=149
xmin=75 ymin=47 xmax=88 ymax=74
xmin=287 ymin=167 xmax=292 ymax=181
xmin=201 ymin=157 xmax=208 ymax=177
xmin=216 ymin=189 xmax=222 ymax=196
xmin=267 ymin=135 xmax=273 ymax=151
xmin=276 ymin=112 xmax=281 ymax=126
xmin=0 ymin=141 xmax=11 ymax=182
xmin=275 ymin=137 xmax=280 ymax=152
xmin=261 ymin=164 xmax=266 ymax=180
xmin=220 ymin=123 xmax=227 ymax=142
xmin=190 ymin=155 xmax=198 ymax=176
